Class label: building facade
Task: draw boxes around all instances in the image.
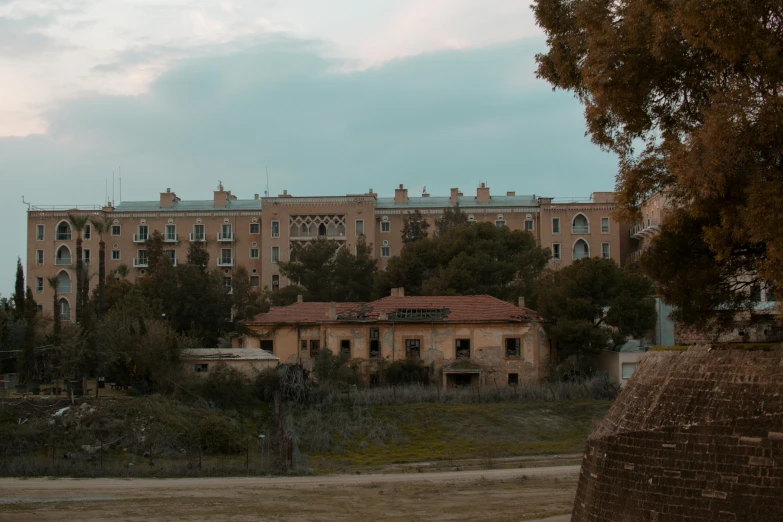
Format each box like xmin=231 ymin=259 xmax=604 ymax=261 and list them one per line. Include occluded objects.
xmin=237 ymin=292 xmax=549 ymax=387
xmin=26 ymin=183 xmax=630 ymax=318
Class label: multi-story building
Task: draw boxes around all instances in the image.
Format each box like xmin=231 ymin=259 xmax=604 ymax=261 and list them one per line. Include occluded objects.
xmin=26 ymin=183 xmax=630 ymax=318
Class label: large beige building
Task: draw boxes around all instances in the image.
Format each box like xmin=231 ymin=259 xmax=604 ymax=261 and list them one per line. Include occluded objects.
xmin=26 ymin=183 xmax=632 ymax=318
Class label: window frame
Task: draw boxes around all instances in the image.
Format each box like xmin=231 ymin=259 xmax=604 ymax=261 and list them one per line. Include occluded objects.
xmin=380 ymin=222 xmax=390 ymax=233
xmin=455 ymin=339 xmax=471 ymax=360
xmin=271 ymin=220 xmax=280 ymax=238
xmin=552 ymin=217 xmax=560 ymax=235
xmin=249 ymin=248 xmax=260 ymax=259
xmin=260 ymin=339 xmax=274 ymax=354
xmin=601 ymin=242 xmax=610 ymax=259
xmin=36 ymin=277 xmax=44 ymax=293
xmin=36 ymin=249 xmax=44 ymax=266
xmin=309 ymin=339 xmax=320 ymax=358
xmin=271 ymin=274 xmax=280 ymax=289
xmin=56 ymin=221 xmax=72 ymax=241
xmin=495 ymin=220 xmax=506 ymax=227
xmin=621 ymin=362 xmax=637 ymax=380
xmin=137 ymin=225 xmax=149 ymax=241
xmin=165 ymin=224 xmax=177 ymax=242
xmin=355 ymin=219 xmax=364 ymax=237
xmin=220 ymin=248 xmax=232 ymax=265
xmin=250 ymin=275 xmax=260 ymax=287
xmin=369 ymin=328 xmax=381 ymax=359
xmin=504 ymin=336 xmax=521 ymax=358
xmin=249 ymin=222 xmax=260 ymax=235
xmin=271 ymin=246 xmax=280 ymax=264
xmin=83 ymin=224 xmax=91 ymax=240
xmin=111 ymin=249 xmax=120 ymax=260
xmin=36 ymin=224 xmax=45 ymax=241
xmin=339 ymin=339 xmax=351 ymax=358
xmin=552 ymin=243 xmax=561 ymax=261
xmin=380 ymin=246 xmax=391 ymax=258
xmin=195 ymin=363 xmax=209 ymax=373
xmin=111 ymin=224 xmax=121 ymax=236
xmin=404 ymin=337 xmax=422 ymax=359
xmin=601 ymin=217 xmax=610 ymax=234
xmin=193 ymin=224 xmax=205 ymax=240
xmin=83 ymin=249 xmax=91 ymax=264
xmin=524 ymin=220 xmax=534 ymax=231
xmin=508 ymin=373 xmax=519 ymax=386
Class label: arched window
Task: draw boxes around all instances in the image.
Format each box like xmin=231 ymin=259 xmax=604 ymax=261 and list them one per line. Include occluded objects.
xmin=336 ymin=224 xmax=345 ymax=236
xmin=58 ymin=298 xmax=71 ymax=321
xmin=573 ymin=239 xmax=590 ymax=260
xmin=57 ymin=270 xmax=72 ymax=294
xmin=301 ymin=224 xmax=308 ymax=235
xmin=318 ymin=223 xmax=326 ymax=236
xmin=290 ymin=224 xmax=299 ymax=237
xmin=56 ymin=221 xmax=72 ymax=241
xmin=55 ymin=245 xmax=72 ymax=266
xmin=327 ymin=223 xmax=337 ymax=236
xmin=572 ymin=214 xmax=589 ymax=234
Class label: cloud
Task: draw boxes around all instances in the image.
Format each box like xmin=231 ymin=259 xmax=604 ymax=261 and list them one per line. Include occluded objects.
xmin=0 ymin=36 xmax=616 ymax=296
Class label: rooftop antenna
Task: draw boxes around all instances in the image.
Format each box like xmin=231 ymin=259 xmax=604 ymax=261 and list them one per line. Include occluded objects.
xmin=119 ymin=166 xmax=122 ymax=203
xmin=105 ymin=177 xmax=108 ymax=205
xmin=21 ymin=196 xmax=30 ymax=210
xmin=112 ymin=171 xmax=115 ymax=206
xmin=265 ymin=166 xmax=269 ymax=198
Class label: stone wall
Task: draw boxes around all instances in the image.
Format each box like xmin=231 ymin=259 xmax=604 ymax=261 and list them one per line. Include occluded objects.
xmin=572 ymin=345 xmax=783 ymax=522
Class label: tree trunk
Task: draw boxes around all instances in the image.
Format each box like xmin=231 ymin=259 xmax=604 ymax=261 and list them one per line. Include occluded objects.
xmin=52 ymin=289 xmax=61 ymax=345
xmin=75 ymin=236 xmax=83 ymax=324
xmin=98 ymin=239 xmax=106 ymax=317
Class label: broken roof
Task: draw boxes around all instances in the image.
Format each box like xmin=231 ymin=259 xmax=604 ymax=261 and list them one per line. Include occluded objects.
xmin=247 ymin=295 xmax=541 ymax=324
xmin=184 ymin=348 xmax=279 ymax=361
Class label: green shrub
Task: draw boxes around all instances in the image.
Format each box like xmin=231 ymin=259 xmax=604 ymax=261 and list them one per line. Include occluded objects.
xmin=198 ymin=363 xmax=253 ymax=409
xmin=197 ymin=416 xmax=242 ymax=454
xmin=383 ymin=359 xmax=430 ymax=385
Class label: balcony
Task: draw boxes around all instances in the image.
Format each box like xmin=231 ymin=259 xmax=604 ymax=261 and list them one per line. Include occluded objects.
xmin=133 ymin=234 xmax=148 ymax=243
xmin=55 ymin=257 xmax=72 ymax=266
xmin=189 ymin=233 xmax=206 ymax=242
xmin=56 ymin=233 xmax=72 ymax=241
xmin=59 ymin=284 xmax=72 ymax=294
xmin=217 ymin=257 xmax=234 ymax=267
xmin=573 ymin=252 xmax=589 ymax=260
xmin=133 ymin=258 xmax=149 ymax=268
xmin=571 ymin=226 xmax=590 ymax=234
xmin=630 ymin=220 xmax=660 ymax=240
xmin=217 ymin=232 xmax=234 ymax=242
xmin=164 ymin=234 xmax=178 ymax=243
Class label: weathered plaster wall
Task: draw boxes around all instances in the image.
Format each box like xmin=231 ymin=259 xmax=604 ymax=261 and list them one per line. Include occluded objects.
xmin=572 ymin=345 xmax=783 ymax=522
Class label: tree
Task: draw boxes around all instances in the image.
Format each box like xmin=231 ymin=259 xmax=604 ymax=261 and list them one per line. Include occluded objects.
xmin=278 ymin=238 xmax=340 ymax=301
xmin=535 ymin=258 xmax=657 ymax=360
xmin=12 ymin=258 xmax=25 ymax=319
xmin=67 ymin=213 xmax=90 ymax=324
xmin=533 ymin=0 xmax=783 ymax=324
xmin=401 ymin=210 xmax=430 ymax=244
xmin=144 ymin=230 xmax=166 ymax=275
xmin=374 ymin=222 xmax=550 ymax=303
xmin=47 ymin=275 xmax=61 ymax=346
xmin=231 ymin=266 xmax=268 ymax=324
xmin=19 ymin=287 xmax=38 ymax=383
xmin=332 ymin=236 xmax=378 ymax=302
xmin=435 ymin=206 xmax=470 ymax=236
xmin=90 ymin=216 xmax=110 ymax=317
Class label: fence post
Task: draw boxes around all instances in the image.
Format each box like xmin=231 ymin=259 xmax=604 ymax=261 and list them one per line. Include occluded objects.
xmin=100 ymin=433 xmax=104 ymax=470
xmin=245 ymin=436 xmax=249 ymax=470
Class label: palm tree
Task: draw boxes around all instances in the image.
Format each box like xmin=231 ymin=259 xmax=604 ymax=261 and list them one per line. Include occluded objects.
xmin=47 ymin=275 xmax=61 ymax=345
xmin=67 ymin=213 xmax=90 ymax=324
xmin=117 ymin=264 xmax=130 ymax=280
xmin=90 ymin=216 xmax=110 ymax=317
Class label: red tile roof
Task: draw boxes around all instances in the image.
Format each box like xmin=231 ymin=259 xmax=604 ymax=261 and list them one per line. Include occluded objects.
xmin=248 ymin=295 xmax=540 ymax=324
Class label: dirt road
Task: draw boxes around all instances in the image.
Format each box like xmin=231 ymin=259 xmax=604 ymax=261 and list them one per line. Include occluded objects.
xmin=0 ymin=465 xmax=578 ymax=521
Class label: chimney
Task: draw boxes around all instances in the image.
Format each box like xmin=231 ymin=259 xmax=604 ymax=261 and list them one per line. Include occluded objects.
xmin=518 ymin=296 xmax=525 ymax=308
xmin=477 ymin=183 xmax=490 ymax=204
xmin=507 ymin=191 xmax=516 ymax=197
xmin=278 ymin=190 xmax=292 ymax=198
xmin=160 ymin=188 xmax=178 ymax=208
xmin=214 ymin=185 xmax=229 ymax=208
xmin=450 ymin=188 xmax=460 ymax=204
xmin=297 ymin=294 xmax=303 ymax=303
xmin=254 ymin=194 xmax=259 ymax=200
xmin=394 ymin=184 xmax=409 ymax=204
xmin=327 ymin=302 xmax=337 ymax=320
xmin=396 ymin=287 xmax=405 ymax=297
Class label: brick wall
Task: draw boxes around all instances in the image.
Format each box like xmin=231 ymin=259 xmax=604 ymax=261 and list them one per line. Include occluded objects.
xmin=572 ymin=345 xmax=783 ymax=522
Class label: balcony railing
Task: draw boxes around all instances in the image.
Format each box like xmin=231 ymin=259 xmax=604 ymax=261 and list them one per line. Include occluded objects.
xmin=572 ymin=226 xmax=590 ymax=234
xmin=55 ymin=257 xmax=72 ymax=266
xmin=573 ymin=252 xmax=589 ymax=260
xmin=217 ymin=257 xmax=234 ymax=267
xmin=217 ymin=232 xmax=234 ymax=242
xmin=164 ymin=234 xmax=178 ymax=243
xmin=56 ymin=233 xmax=72 ymax=241
xmin=189 ymin=233 xmax=206 ymax=242
xmin=59 ymin=285 xmax=72 ymax=294
xmin=133 ymin=258 xmax=149 ymax=268
xmin=133 ymin=234 xmax=148 ymax=243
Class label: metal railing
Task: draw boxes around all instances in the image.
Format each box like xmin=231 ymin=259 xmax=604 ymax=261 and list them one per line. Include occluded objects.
xmin=189 ymin=233 xmax=206 ymax=242
xmin=573 ymin=252 xmax=589 ymax=260
xmin=133 ymin=234 xmax=148 ymax=243
xmin=164 ymin=234 xmax=178 ymax=243
xmin=133 ymin=258 xmax=149 ymax=268
xmin=572 ymin=226 xmax=590 ymax=234
xmin=55 ymin=258 xmax=72 ymax=265
xmin=217 ymin=232 xmax=234 ymax=242
xmin=217 ymin=257 xmax=234 ymax=267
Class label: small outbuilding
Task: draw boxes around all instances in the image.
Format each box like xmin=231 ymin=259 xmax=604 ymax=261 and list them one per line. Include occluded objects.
xmin=183 ymin=348 xmax=279 ymax=376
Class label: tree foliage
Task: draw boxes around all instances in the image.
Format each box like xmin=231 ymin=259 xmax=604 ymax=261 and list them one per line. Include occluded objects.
xmin=435 ymin=206 xmax=470 ymax=237
xmin=535 ymin=258 xmax=657 ymax=360
xmin=374 ymin=222 xmax=550 ymax=303
xmin=533 ymin=0 xmax=783 ymax=323
xmin=401 ymin=210 xmax=430 ymax=244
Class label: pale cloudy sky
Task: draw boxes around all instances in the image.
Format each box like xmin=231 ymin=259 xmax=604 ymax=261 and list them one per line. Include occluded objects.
xmin=0 ymin=0 xmax=618 ymax=296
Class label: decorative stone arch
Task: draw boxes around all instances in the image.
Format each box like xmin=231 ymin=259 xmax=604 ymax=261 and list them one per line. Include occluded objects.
xmin=572 ymin=213 xmax=590 ymax=233
xmin=55 ymin=244 xmax=72 ymax=266
xmin=573 ymin=238 xmax=590 ymax=260
xmin=56 ymin=269 xmax=72 ymax=294
xmin=55 ymin=220 xmax=72 ymax=240
xmin=58 ymin=297 xmax=72 ymax=321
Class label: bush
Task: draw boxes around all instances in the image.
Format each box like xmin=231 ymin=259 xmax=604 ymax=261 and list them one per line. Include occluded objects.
xmin=313 ymin=349 xmax=361 ymax=389
xmin=382 ymin=359 xmax=430 ymax=385
xmin=198 ymin=363 xmax=253 ymax=409
xmin=197 ymin=416 xmax=243 ymax=454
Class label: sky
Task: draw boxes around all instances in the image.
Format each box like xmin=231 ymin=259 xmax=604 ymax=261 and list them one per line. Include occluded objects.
xmin=0 ymin=0 xmax=619 ymax=297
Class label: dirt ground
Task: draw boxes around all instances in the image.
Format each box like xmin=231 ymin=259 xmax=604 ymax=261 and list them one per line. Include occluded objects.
xmin=0 ymin=465 xmax=578 ymax=521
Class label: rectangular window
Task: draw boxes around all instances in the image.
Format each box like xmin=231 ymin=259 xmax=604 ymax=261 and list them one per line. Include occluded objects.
xmin=250 ymin=223 xmax=260 ymax=234
xmin=272 ymin=274 xmax=280 ymax=289
xmin=223 ymin=276 xmax=232 ymax=290
xmin=36 ymin=277 xmax=44 ymax=293
xmin=137 ymin=250 xmax=148 ymax=266
xmin=369 ymin=328 xmax=380 ymax=359
xmin=137 ymin=225 xmax=149 ymax=241
xmin=111 ymin=249 xmax=120 ymax=260
xmin=36 ymin=250 xmax=44 ymax=265
xmin=193 ymin=224 xmax=205 ymax=241
xmin=195 ymin=363 xmax=208 ymax=373
xmin=381 ymin=246 xmax=391 ymax=257
xmin=405 ymin=339 xmax=421 ymax=359
xmin=602 ymin=243 xmax=610 ymax=259
xmin=380 ymin=222 xmax=390 ymax=233
xmin=495 ymin=220 xmax=506 ymax=227
xmin=111 ymin=225 xmax=121 ymax=236
xmin=455 ymin=339 xmax=470 ymax=360
xmin=552 ymin=217 xmax=560 ymax=234
xmin=505 ymin=338 xmax=521 ymax=358
xmin=355 ymin=220 xmax=364 ymax=236
xmin=221 ymin=224 xmax=232 ymax=239
xmin=621 ymin=363 xmax=637 ymax=380
xmin=340 ymin=339 xmax=351 ymax=357
xmin=260 ymin=340 xmax=273 ymax=353
xmin=309 ymin=340 xmax=320 ymax=358
xmin=271 ymin=246 xmax=280 ymax=263
xmin=250 ymin=248 xmax=259 ymax=259
xmin=301 ymin=340 xmax=308 ymax=351
xmin=166 ymin=250 xmax=176 ymax=264
xmin=524 ymin=220 xmax=534 ymax=231
xmin=220 ymin=248 xmax=232 ymax=265
xmin=83 ymin=224 xmax=91 ymax=240
xmin=165 ymin=224 xmax=177 ymax=242
xmin=601 ymin=217 xmax=610 ymax=234
xmin=36 ymin=224 xmax=44 ymax=241
xmin=271 ymin=220 xmax=280 ymax=238
xmin=552 ymin=243 xmax=561 ymax=260
xmin=508 ymin=373 xmax=519 ymax=386
xmin=250 ymin=276 xmax=260 ymax=287
xmin=83 ymin=249 xmax=91 ymax=264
